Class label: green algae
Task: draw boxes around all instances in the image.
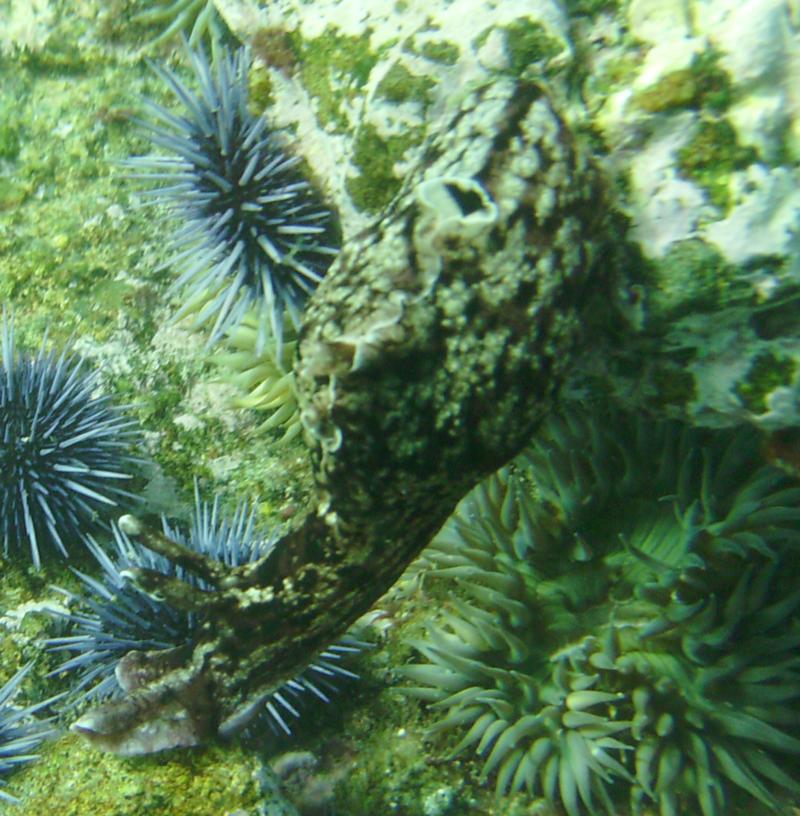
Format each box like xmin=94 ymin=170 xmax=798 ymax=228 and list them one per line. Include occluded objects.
xmin=10 ymin=735 xmax=261 ymax=816
xmin=646 ymin=239 xmax=751 ymax=324
xmin=735 ymin=351 xmax=797 ymax=415
xmin=0 ymin=117 xmax=20 ymax=161
xmin=375 ymin=62 xmax=436 ymax=105
xmin=346 ymin=123 xmax=421 ymax=213
xmin=290 ymin=27 xmax=381 ymax=131
xmin=417 ymin=39 xmax=460 ymax=65
xmin=0 ymin=54 xmax=169 ymax=343
xmin=677 ymin=118 xmax=758 ymax=209
xmin=634 ymin=50 xmax=732 ymax=114
xmin=501 ymin=18 xmax=563 ymax=75
xmin=566 ymin=0 xmax=619 ymax=13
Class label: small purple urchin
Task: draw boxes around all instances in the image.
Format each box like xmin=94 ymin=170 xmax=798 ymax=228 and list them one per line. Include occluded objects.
xmin=0 ymin=663 xmax=58 ymax=804
xmin=47 ymin=484 xmax=361 ymax=736
xmin=127 ymin=45 xmax=339 ymax=351
xmin=0 ymin=310 xmax=140 ymax=569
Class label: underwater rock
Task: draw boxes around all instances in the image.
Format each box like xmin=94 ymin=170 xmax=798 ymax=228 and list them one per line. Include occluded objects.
xmin=570 ymin=0 xmax=800 ymax=429
xmin=218 ymin=0 xmax=800 ymax=431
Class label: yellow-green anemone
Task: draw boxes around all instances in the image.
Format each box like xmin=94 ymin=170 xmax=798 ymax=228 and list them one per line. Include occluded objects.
xmin=212 ymin=311 xmax=301 ymax=443
xmin=405 ymin=406 xmax=800 ymax=816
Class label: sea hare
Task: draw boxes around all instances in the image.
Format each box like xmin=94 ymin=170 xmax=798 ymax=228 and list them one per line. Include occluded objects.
xmin=73 ymin=77 xmax=617 ymax=754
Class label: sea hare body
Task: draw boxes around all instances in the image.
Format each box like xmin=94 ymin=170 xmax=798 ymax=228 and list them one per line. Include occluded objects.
xmin=73 ymin=77 xmax=616 ymax=754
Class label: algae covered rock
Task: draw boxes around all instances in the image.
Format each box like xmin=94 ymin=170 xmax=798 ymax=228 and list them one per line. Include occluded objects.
xmin=217 ymin=0 xmax=800 ymax=431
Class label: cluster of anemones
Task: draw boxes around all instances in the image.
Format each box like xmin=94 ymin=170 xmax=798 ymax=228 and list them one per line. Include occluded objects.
xmin=405 ymin=406 xmax=800 ymax=816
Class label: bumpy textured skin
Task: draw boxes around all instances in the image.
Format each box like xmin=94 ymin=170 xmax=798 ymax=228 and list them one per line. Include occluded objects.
xmin=72 ymin=77 xmax=614 ymax=753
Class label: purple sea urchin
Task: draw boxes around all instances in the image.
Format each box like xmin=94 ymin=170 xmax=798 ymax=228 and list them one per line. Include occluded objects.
xmin=48 ymin=485 xmax=360 ymax=741
xmin=405 ymin=407 xmax=800 ymax=815
xmin=0 ymin=310 xmax=140 ymax=569
xmin=128 ymin=46 xmax=339 ymax=349
xmin=0 ymin=663 xmax=57 ymax=804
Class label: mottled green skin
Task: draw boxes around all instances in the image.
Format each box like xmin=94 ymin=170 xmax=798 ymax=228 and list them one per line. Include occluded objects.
xmin=71 ymin=77 xmax=614 ymax=755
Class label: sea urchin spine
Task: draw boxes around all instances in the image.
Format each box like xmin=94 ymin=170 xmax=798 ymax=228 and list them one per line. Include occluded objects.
xmin=0 ymin=663 xmax=58 ymax=804
xmin=128 ymin=45 xmax=339 ymax=350
xmin=49 ymin=483 xmax=361 ymax=750
xmin=0 ymin=310 xmax=140 ymax=569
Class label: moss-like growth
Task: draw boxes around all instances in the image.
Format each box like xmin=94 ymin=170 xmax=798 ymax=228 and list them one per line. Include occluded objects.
xmin=564 ymin=0 xmax=619 ymax=15
xmin=677 ymin=119 xmax=757 ymax=209
xmin=248 ymin=60 xmax=275 ymax=111
xmin=501 ymin=18 xmax=563 ymax=75
xmin=251 ymin=27 xmax=299 ymax=74
xmin=647 ymin=239 xmax=749 ymax=323
xmin=0 ymin=119 xmax=20 ymax=161
xmin=635 ymin=51 xmax=733 ymax=114
xmin=346 ymin=123 xmax=421 ymax=212
xmin=735 ymin=351 xmax=797 ymax=414
xmin=418 ymin=39 xmax=460 ymax=65
xmin=291 ymin=27 xmax=380 ymax=130
xmin=375 ymin=62 xmax=435 ymax=105
xmin=10 ymin=735 xmax=261 ymax=815
xmin=0 ymin=177 xmax=27 ymax=210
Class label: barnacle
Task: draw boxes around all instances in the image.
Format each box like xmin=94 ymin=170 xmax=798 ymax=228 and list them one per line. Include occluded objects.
xmin=404 ymin=407 xmax=800 ymax=815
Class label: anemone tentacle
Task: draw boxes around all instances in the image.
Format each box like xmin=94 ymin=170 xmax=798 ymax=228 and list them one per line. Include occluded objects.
xmin=405 ymin=406 xmax=800 ymax=815
xmin=211 ymin=309 xmax=300 ymax=442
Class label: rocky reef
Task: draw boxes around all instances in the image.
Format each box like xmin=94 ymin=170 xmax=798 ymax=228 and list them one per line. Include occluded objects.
xmin=0 ymin=0 xmax=797 ymax=814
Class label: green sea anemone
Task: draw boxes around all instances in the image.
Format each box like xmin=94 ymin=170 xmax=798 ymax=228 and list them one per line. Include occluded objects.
xmin=132 ymin=0 xmax=229 ymax=58
xmin=404 ymin=407 xmax=800 ymax=816
xmin=211 ymin=311 xmax=300 ymax=442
